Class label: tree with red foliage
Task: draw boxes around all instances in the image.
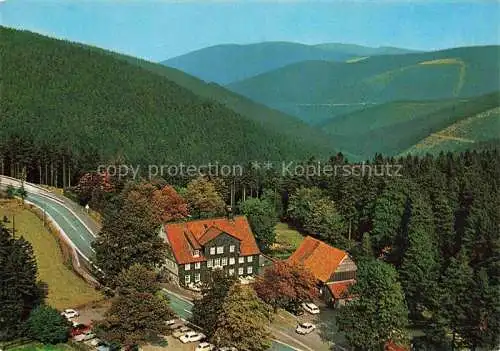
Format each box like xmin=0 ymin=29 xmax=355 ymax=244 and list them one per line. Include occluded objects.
xmin=151 ymin=185 xmax=189 ymax=223
xmin=253 ymin=261 xmax=317 ymax=313
xmin=74 ymin=171 xmax=114 ymax=205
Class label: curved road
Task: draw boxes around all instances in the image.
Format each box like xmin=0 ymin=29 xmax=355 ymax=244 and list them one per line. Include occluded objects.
xmin=0 ymin=176 xmax=319 ymax=351
xmin=26 ymin=192 xmax=97 ymax=259
xmin=0 ymin=176 xmax=98 ymax=262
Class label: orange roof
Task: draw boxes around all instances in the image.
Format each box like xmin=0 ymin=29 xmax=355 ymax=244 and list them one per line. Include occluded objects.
xmin=288 ymin=236 xmax=347 ymax=282
xmin=326 ymin=280 xmax=355 ymax=299
xmin=164 ymin=216 xmax=260 ymax=264
xmin=385 ymin=341 xmax=409 ymax=351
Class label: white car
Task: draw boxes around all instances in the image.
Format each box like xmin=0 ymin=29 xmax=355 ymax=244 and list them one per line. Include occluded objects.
xmin=295 ymin=322 xmax=316 ymax=335
xmin=179 ymin=331 xmax=206 ymax=343
xmin=166 ymin=319 xmax=177 ymax=326
xmin=218 ymin=347 xmax=238 ymax=351
xmin=195 ymin=342 xmax=215 ymax=351
xmin=88 ymin=338 xmax=101 ymax=347
xmin=173 ymin=326 xmax=192 ymax=338
xmin=301 ymin=302 xmax=320 ymax=314
xmin=61 ymin=309 xmax=79 ymax=319
xmin=74 ymin=332 xmax=96 ymax=342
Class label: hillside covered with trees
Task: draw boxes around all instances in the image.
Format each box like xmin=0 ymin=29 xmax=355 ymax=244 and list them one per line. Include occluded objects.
xmin=228 ymin=45 xmax=500 ymax=123
xmin=0 ymin=27 xmax=336 ymax=187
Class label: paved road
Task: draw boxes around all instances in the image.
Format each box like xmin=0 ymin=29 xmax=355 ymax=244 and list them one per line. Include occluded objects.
xmin=162 ymin=289 xmax=316 ymax=351
xmin=1 ymin=176 xmax=336 ymax=351
xmin=0 ymin=176 xmax=98 ymax=261
xmin=26 ymin=192 xmax=97 ymax=259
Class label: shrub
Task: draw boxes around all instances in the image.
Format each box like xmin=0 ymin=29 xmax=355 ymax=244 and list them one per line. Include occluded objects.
xmin=27 ymin=305 xmax=70 ymax=344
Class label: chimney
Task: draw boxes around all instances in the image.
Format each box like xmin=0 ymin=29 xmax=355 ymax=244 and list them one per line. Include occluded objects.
xmin=226 ymin=205 xmax=234 ymax=221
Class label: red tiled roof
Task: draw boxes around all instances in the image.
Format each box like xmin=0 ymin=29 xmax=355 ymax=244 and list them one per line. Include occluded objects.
xmin=184 ymin=231 xmax=201 ymax=250
xmin=287 ymin=236 xmax=347 ymax=283
xmin=164 ymin=216 xmax=260 ymax=264
xmin=326 ymin=280 xmax=355 ymax=299
xmin=385 ymin=341 xmax=409 ymax=351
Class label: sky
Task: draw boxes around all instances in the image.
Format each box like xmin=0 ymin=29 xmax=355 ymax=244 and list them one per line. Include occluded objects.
xmin=1 ymin=0 xmax=499 ymax=61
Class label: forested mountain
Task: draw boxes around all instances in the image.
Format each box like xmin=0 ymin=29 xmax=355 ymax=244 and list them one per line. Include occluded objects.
xmin=94 ymin=50 xmax=340 ymax=160
xmin=320 ymin=92 xmax=500 ymax=159
xmin=0 ymin=27 xmax=337 ymax=185
xmin=227 ymin=46 xmax=500 ymax=123
xmin=162 ymin=41 xmax=416 ymax=85
xmin=401 ymin=106 xmax=500 ymax=156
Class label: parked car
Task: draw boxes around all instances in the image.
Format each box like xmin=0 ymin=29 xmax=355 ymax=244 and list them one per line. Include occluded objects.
xmin=169 ymin=322 xmax=185 ymax=330
xmin=173 ymin=326 xmax=192 ymax=338
xmin=288 ymin=305 xmax=304 ymax=316
xmin=74 ymin=332 xmax=96 ymax=342
xmin=165 ymin=319 xmax=177 ymax=326
xmin=179 ymin=331 xmax=206 ymax=343
xmin=94 ymin=340 xmax=111 ymax=351
xmin=61 ymin=309 xmax=79 ymax=319
xmin=88 ymin=338 xmax=101 ymax=347
xmin=195 ymin=342 xmax=215 ymax=351
xmin=301 ymin=302 xmax=320 ymax=314
xmin=218 ymin=347 xmax=238 ymax=351
xmin=70 ymin=322 xmax=91 ymax=337
xmin=188 ymin=282 xmax=202 ymax=292
xmin=295 ymin=322 xmax=316 ymax=335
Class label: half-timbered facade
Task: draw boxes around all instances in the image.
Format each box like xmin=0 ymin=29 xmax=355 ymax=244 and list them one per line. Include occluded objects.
xmin=159 ymin=216 xmax=261 ymax=288
xmin=288 ymin=236 xmax=357 ymax=307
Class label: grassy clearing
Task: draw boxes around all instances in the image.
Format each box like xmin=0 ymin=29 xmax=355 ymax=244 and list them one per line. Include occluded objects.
xmin=9 ymin=343 xmax=78 ymax=351
xmin=270 ymin=222 xmax=304 ymax=259
xmin=0 ymin=200 xmax=102 ymax=310
xmin=419 ymin=58 xmax=462 ymax=65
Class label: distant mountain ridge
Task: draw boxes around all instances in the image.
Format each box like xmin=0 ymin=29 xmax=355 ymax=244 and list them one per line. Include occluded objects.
xmin=161 ymin=41 xmax=417 ymax=85
xmin=227 ymin=45 xmax=500 ymax=123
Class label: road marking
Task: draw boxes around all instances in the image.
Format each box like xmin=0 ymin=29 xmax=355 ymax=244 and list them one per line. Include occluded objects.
xmin=183 ymin=309 xmax=193 ymax=315
xmin=162 ymin=288 xmax=194 ymax=305
xmin=271 ymin=339 xmax=304 ymax=351
xmin=270 ymin=329 xmax=315 ymax=351
xmin=29 ymin=195 xmax=94 ymax=256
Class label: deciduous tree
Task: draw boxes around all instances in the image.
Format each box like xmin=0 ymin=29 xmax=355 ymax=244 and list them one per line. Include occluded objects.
xmin=151 ymin=185 xmax=189 ymax=223
xmin=96 ymin=265 xmax=173 ymax=347
xmin=93 ymin=182 xmax=167 ymax=285
xmin=253 ymin=261 xmax=317 ymax=313
xmin=239 ymin=197 xmax=277 ymax=252
xmin=211 ymin=284 xmax=272 ymax=351
xmin=185 ymin=177 xmax=226 ymax=218
xmin=191 ymin=269 xmax=237 ymax=338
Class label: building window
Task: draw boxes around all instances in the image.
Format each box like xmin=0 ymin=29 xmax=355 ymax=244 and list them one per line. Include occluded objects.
xmin=214 ymin=258 xmax=221 ymax=267
xmin=222 ymin=257 xmax=228 ymax=266
xmin=229 ymin=268 xmax=235 ymax=276
xmin=210 ymin=247 xmax=216 ymax=255
xmin=217 ymin=246 xmax=224 ymax=254
xmin=193 ymin=250 xmax=200 ymax=257
xmin=229 ymin=257 xmax=235 ymax=265
xmin=194 ymin=273 xmax=200 ymax=283
xmin=207 ymin=259 xmax=213 ymax=268
xmin=185 ymin=263 xmax=191 ymax=271
xmin=195 ymin=262 xmax=201 ymax=269
xmin=229 ymin=245 xmax=235 ymax=253
xmin=238 ymin=257 xmax=245 ymax=264
xmin=238 ymin=267 xmax=244 ymax=276
xmin=185 ymin=275 xmax=191 ymax=284
xmin=247 ymin=266 xmax=253 ymax=274
xmin=247 ymin=256 xmax=253 ymax=263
